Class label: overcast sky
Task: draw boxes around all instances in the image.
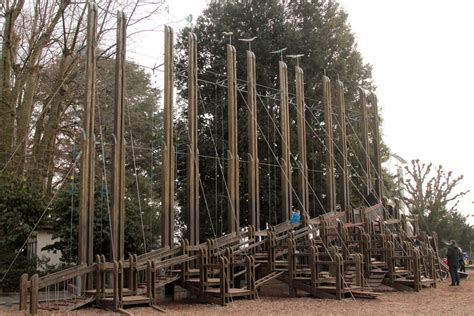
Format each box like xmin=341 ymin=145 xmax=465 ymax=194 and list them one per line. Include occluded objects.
xmin=337 ymin=0 xmax=474 ymax=221
xmin=130 ymin=0 xmax=474 ymax=221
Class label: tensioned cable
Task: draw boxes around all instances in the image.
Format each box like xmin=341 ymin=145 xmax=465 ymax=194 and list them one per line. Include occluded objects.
xmin=191 ymin=81 xmax=229 ymax=243
xmin=0 ymin=152 xmax=81 ymax=283
xmin=195 ymin=81 xmax=241 ymax=305
xmin=309 ymin=101 xmax=414 ymax=259
xmin=237 ymin=86 xmax=357 ymax=300
xmin=252 ymin=81 xmax=411 ymax=289
xmin=186 ymin=70 xmax=412 ymax=235
xmin=345 ymin=120 xmax=439 ymax=249
xmin=126 ymin=104 xmax=148 ymax=254
xmin=97 ymin=104 xmax=115 ymax=260
xmin=178 ymin=66 xmax=421 ymax=292
xmin=186 ymin=68 xmax=370 ymax=298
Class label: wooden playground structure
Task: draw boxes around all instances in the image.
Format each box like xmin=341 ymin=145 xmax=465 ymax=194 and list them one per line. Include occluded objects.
xmin=18 ymin=4 xmax=448 ymax=315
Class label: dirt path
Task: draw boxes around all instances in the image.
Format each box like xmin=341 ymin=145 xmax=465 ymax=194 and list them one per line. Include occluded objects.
xmin=1 ymin=276 xmax=472 ymax=315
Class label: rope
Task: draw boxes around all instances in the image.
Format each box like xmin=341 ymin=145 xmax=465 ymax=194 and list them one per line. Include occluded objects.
xmin=197 ymin=84 xmax=231 ymax=241
xmin=238 ymin=87 xmax=358 ymax=300
xmin=97 ymin=105 xmax=115 ymax=260
xmin=0 ymin=152 xmax=81 ymax=283
xmin=69 ymin=106 xmax=80 ymax=262
xmin=307 ymin=101 xmax=414 ymax=263
xmin=126 ymin=104 xmax=148 ymax=254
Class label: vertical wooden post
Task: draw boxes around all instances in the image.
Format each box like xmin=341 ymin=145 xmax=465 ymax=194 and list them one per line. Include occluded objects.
xmin=187 ymin=32 xmax=200 ymax=245
xmin=146 ymin=261 xmax=152 ymax=299
xmin=112 ymin=10 xmax=126 ymax=261
xmin=113 ymin=260 xmax=119 ymax=311
xmin=335 ymin=80 xmax=351 ymax=219
xmin=30 ymin=274 xmax=38 ymax=315
xmin=279 ymin=61 xmax=292 ymax=222
xmin=19 ymin=273 xmax=28 ymax=311
xmin=295 ymin=66 xmax=309 ymax=224
xmin=128 ymin=255 xmax=134 ymax=294
xmin=161 ymin=25 xmax=175 ymax=247
xmin=322 ymin=76 xmax=336 ymax=213
xmin=358 ymin=88 xmax=372 ymax=198
xmin=95 ymin=255 xmax=101 ymax=299
xmin=79 ymin=3 xmax=97 ymax=288
xmin=226 ymin=44 xmax=239 ymax=233
xmin=118 ymin=261 xmax=124 ymax=305
xmin=288 ymin=239 xmax=295 ymax=297
xmin=247 ymin=50 xmax=260 ymax=229
xmin=369 ymin=93 xmax=383 ymax=200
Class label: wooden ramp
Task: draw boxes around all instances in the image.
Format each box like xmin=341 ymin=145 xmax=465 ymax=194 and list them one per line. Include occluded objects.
xmin=256 ymin=271 xmax=284 ymax=288
xmin=38 ymin=295 xmax=95 ymax=312
xmin=98 ymin=295 xmax=150 ymax=307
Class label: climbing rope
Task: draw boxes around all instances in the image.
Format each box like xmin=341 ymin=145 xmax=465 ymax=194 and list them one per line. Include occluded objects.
xmin=97 ymin=104 xmax=115 ymax=260
xmin=126 ymin=103 xmax=148 ymax=254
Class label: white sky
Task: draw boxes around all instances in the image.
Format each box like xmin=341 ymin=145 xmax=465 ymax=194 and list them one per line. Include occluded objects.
xmin=337 ymin=0 xmax=474 ymax=221
xmin=130 ymin=0 xmax=474 ymax=221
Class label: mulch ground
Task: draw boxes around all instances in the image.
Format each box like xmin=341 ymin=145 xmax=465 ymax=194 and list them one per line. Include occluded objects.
xmin=1 ymin=273 xmax=472 ymax=315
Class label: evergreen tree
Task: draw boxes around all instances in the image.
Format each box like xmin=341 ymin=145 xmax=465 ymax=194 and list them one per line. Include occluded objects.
xmin=175 ymin=0 xmax=377 ymax=241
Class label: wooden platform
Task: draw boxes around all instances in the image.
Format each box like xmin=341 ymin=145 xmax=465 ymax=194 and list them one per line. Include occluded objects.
xmin=187 ymin=277 xmax=220 ymax=285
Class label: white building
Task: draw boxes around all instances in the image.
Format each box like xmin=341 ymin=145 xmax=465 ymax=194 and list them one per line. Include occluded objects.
xmin=27 ymin=227 xmax=63 ymax=270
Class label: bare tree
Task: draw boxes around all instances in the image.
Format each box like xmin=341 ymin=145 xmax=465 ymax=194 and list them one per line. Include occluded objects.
xmin=0 ymin=0 xmax=165 ymax=192
xmin=401 ymin=159 xmax=469 ymax=233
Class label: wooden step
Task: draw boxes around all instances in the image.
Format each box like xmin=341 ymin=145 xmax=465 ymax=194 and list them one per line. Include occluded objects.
xmin=205 ymin=288 xmax=253 ymax=296
xmin=186 ymin=277 xmax=220 ymax=286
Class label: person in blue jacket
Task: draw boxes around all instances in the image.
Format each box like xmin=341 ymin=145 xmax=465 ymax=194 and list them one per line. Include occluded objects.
xmin=289 ymin=209 xmax=301 ymax=224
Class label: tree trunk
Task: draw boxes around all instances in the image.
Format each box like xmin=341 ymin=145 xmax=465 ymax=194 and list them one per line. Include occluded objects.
xmin=0 ymin=2 xmax=25 ymax=168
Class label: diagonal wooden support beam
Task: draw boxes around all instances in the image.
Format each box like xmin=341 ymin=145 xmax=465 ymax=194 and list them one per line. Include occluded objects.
xmin=187 ymin=32 xmax=199 ymax=245
xmin=247 ymin=50 xmax=260 ymax=230
xmin=112 ymin=10 xmax=127 ymax=261
xmin=323 ymin=76 xmax=336 ymax=213
xmin=227 ymin=44 xmax=239 ymax=234
xmin=279 ymin=61 xmax=292 ymax=222
xmin=161 ymin=25 xmax=175 ymax=247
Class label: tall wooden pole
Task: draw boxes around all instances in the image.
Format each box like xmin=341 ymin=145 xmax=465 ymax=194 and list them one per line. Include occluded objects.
xmin=247 ymin=50 xmax=260 ymax=230
xmin=187 ymin=32 xmax=199 ymax=245
xmin=295 ymin=66 xmax=308 ymax=224
xmin=369 ymin=93 xmax=383 ymax=200
xmin=358 ymin=88 xmax=371 ymax=198
xmin=227 ymin=44 xmax=239 ymax=234
xmin=161 ymin=26 xmax=175 ymax=247
xmin=322 ymin=76 xmax=336 ymax=213
xmin=111 ymin=11 xmax=126 ymax=261
xmin=279 ymin=61 xmax=292 ymax=222
xmin=335 ymin=80 xmax=351 ymax=219
xmin=79 ymin=2 xmax=97 ymax=288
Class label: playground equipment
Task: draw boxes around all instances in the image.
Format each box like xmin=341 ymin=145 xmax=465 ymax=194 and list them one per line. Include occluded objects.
xmin=17 ymin=3 xmax=446 ymax=314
